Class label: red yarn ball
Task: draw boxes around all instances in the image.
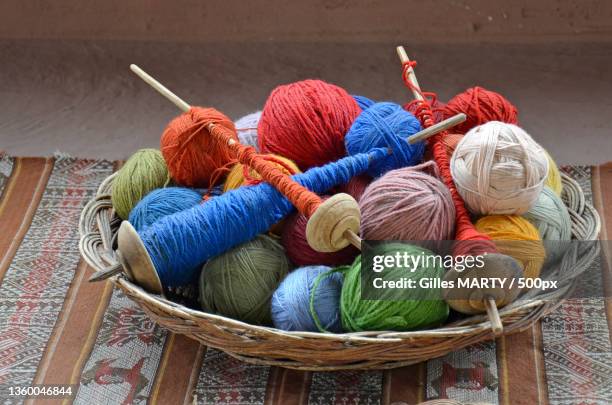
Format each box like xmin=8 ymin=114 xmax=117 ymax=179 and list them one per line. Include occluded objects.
xmin=442 ymin=87 xmax=518 ymax=134
xmin=161 ymin=107 xmax=237 ymax=188
xmin=282 ymin=201 xmax=359 ymax=267
xmin=338 ymin=174 xmax=372 ymax=202
xmin=258 ymin=80 xmax=361 ymax=170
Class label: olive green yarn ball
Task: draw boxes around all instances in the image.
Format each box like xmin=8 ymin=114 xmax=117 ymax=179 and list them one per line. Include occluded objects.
xmin=339 ymin=243 xmax=449 ymax=332
xmin=111 ymin=149 xmax=170 ymax=219
xmin=199 ymin=235 xmax=291 ymax=325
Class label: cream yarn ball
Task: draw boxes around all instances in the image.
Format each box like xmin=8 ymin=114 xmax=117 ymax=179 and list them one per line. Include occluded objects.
xmin=450 ymin=121 xmax=548 ymax=215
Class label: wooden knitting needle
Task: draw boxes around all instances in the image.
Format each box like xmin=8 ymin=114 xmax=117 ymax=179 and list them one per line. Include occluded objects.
xmin=130 ymin=64 xmax=462 ymax=147
xmin=130 ymin=64 xmax=464 ymax=253
xmin=395 ymin=46 xmax=510 ymax=334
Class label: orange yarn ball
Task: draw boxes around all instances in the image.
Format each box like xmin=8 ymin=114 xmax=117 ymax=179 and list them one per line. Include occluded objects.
xmin=161 ymin=107 xmax=238 ymax=188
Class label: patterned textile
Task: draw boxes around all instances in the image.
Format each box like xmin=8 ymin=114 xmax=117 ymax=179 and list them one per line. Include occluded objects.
xmin=0 ymin=156 xmax=610 ymax=405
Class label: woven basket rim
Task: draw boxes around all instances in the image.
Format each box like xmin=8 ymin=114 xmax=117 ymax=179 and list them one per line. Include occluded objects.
xmin=78 ymin=169 xmax=601 ymax=369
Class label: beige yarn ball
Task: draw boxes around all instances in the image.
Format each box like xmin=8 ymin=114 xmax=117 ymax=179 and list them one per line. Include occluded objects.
xmin=450 ymin=121 xmax=548 ymax=215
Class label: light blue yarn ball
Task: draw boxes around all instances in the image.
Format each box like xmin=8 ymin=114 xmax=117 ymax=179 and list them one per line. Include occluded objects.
xmin=271 ymin=265 xmax=343 ymax=333
xmin=128 ymin=187 xmax=202 ymax=231
xmin=353 ymin=95 xmax=376 ymax=110
xmin=345 ymin=102 xmax=424 ymax=177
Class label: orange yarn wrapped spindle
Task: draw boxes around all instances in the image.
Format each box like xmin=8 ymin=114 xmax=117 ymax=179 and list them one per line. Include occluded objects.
xmin=131 ymin=65 xmax=363 ymax=253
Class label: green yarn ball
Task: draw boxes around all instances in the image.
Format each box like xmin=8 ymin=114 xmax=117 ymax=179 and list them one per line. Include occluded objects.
xmin=524 ymin=186 xmax=572 ymax=240
xmin=111 ymin=149 xmax=170 ymax=219
xmin=199 ymin=235 xmax=291 ymax=325
xmin=338 ymin=243 xmax=449 ymax=332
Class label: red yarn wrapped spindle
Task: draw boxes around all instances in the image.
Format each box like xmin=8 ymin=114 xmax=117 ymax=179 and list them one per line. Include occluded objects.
xmin=402 ymin=77 xmax=494 ymax=255
xmin=398 ymin=50 xmax=521 ymax=332
xmin=424 ymin=133 xmax=464 ymax=161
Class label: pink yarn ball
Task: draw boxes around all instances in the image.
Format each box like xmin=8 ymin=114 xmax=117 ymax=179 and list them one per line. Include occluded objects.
xmin=359 ymin=162 xmax=456 ymax=241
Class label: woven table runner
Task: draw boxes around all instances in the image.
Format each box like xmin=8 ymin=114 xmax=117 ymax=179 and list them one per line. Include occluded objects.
xmin=0 ymin=154 xmax=610 ymax=405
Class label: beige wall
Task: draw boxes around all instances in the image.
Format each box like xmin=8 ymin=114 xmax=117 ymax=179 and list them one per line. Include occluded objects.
xmin=1 ymin=0 xmax=612 ymax=43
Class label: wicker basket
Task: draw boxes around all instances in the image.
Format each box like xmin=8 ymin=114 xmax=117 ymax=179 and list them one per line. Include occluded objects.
xmin=79 ymin=171 xmax=600 ymax=371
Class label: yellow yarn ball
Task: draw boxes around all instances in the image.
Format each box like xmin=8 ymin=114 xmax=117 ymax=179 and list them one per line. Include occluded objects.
xmin=545 ymin=152 xmax=563 ymax=196
xmin=223 ymin=154 xmax=300 ymax=193
xmin=475 ymin=215 xmax=546 ymax=280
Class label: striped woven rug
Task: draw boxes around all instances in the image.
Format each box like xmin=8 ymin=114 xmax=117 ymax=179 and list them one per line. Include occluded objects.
xmin=0 ymin=154 xmax=610 ymax=405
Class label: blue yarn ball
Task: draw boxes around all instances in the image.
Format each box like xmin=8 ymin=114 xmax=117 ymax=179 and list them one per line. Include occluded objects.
xmin=345 ymin=102 xmax=424 ymax=177
xmin=353 ymin=95 xmax=376 ymax=110
xmin=128 ymin=187 xmax=202 ymax=231
xmin=271 ymin=265 xmax=343 ymax=333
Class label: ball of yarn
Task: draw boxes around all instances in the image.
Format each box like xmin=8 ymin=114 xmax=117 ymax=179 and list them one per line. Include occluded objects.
xmin=282 ymin=204 xmax=359 ymax=267
xmin=235 ymin=111 xmax=261 ymax=150
xmin=524 ymin=186 xmax=571 ymax=240
xmin=258 ymin=79 xmax=361 ymax=170
xmin=442 ymin=87 xmax=518 ymax=134
xmin=161 ymin=107 xmax=237 ymax=188
xmin=451 ymin=121 xmax=548 ymax=215
xmin=111 ymin=148 xmax=170 ymax=219
xmin=128 ymin=187 xmax=202 ymax=231
xmin=223 ymin=154 xmax=300 ymax=193
xmin=338 ymin=174 xmax=371 ymax=202
xmin=544 ymin=151 xmax=563 ymax=196
xmin=475 ymin=215 xmax=545 ymax=279
xmin=359 ymin=162 xmax=455 ymax=241
xmin=345 ymin=102 xmax=424 ymax=177
xmin=353 ymin=95 xmax=375 ymax=110
xmin=271 ymin=265 xmax=343 ymax=332
xmin=199 ymin=235 xmax=291 ymax=325
xmin=339 ymin=243 xmax=449 ymax=331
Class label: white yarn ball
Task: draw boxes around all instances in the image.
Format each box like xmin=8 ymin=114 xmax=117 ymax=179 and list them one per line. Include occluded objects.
xmin=450 ymin=121 xmax=548 ymax=215
xmin=234 ymin=111 xmax=262 ymax=151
